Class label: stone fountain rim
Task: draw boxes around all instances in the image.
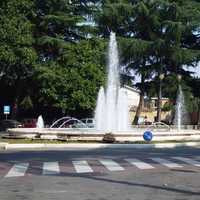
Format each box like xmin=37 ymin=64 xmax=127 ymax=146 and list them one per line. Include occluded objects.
xmin=7 ymin=128 xmax=200 ymax=137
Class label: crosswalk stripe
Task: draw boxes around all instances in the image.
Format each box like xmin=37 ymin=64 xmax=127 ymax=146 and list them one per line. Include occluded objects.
xmin=172 ymin=157 xmax=200 ymax=167
xmin=4 ymin=156 xmax=200 ymax=178
xmin=99 ymin=159 xmax=124 ymax=171
xmin=72 ymin=160 xmax=93 ymax=173
xmin=125 ymin=158 xmax=155 ymax=169
xmin=151 ymin=158 xmax=183 ymax=168
xmin=5 ymin=163 xmax=29 ymax=177
xmin=43 ymin=162 xmax=60 ymax=175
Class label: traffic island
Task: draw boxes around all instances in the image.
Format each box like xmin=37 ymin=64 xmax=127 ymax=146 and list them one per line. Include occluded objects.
xmin=4 ymin=127 xmax=200 ymax=142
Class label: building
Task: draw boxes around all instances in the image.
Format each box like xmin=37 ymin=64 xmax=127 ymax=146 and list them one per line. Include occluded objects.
xmin=124 ymin=85 xmax=171 ymax=124
xmin=123 ymin=85 xmax=140 ymax=110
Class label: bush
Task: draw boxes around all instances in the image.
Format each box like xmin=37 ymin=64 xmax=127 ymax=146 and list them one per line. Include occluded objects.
xmin=162 ymin=102 xmax=173 ymax=112
xmin=102 ymin=133 xmax=116 ymax=143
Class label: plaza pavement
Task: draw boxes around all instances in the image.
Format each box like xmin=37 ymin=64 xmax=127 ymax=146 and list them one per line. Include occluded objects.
xmin=1 ymin=147 xmax=200 ymax=200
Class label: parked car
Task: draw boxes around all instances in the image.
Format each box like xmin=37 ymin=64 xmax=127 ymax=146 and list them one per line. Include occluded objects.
xmin=71 ymin=122 xmax=87 ymax=128
xmin=62 ymin=119 xmax=87 ymax=128
xmin=81 ymin=118 xmax=95 ymax=128
xmin=0 ymin=119 xmax=22 ymax=131
xmin=22 ymin=118 xmax=37 ymax=128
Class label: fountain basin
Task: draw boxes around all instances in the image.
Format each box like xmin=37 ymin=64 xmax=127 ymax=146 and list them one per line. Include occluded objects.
xmin=6 ymin=127 xmax=200 ymax=142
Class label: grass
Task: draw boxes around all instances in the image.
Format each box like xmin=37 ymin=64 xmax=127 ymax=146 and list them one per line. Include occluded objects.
xmin=0 ymin=138 xmax=102 ymax=144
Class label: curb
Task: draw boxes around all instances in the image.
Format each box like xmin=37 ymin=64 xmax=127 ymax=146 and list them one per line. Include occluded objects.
xmin=1 ymin=142 xmax=200 ymax=150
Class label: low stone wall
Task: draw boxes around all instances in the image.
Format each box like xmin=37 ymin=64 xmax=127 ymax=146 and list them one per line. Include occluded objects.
xmin=4 ymin=127 xmax=200 ymax=142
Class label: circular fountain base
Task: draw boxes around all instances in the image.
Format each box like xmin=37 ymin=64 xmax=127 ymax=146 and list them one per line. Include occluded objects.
xmin=6 ymin=127 xmax=200 ymax=142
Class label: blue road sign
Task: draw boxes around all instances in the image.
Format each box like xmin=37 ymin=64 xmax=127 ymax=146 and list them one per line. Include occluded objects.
xmin=143 ymin=131 xmax=153 ymax=142
xmin=4 ymin=105 xmax=10 ymax=114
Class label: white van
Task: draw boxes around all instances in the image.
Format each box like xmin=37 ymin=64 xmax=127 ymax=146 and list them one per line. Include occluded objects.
xmin=81 ymin=118 xmax=95 ymax=128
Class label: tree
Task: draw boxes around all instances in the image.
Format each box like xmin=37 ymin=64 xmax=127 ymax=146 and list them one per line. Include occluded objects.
xmin=33 ymin=0 xmax=100 ymax=58
xmin=119 ymin=37 xmax=153 ymax=124
xmin=33 ymin=39 xmax=106 ymax=118
xmin=155 ymin=0 xmax=200 ymax=122
xmin=96 ymin=0 xmax=200 ymax=124
xmin=96 ymin=0 xmax=134 ymax=37
xmin=0 ymin=0 xmax=37 ymax=118
xmin=31 ymin=0 xmax=107 ymax=118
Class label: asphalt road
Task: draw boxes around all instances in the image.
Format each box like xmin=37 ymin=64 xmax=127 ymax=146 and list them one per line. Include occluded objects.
xmin=0 ymin=146 xmax=200 ymax=200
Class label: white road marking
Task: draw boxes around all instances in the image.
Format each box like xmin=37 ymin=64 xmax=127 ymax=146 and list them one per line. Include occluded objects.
xmin=151 ymin=158 xmax=183 ymax=168
xmin=5 ymin=163 xmax=29 ymax=177
xmin=72 ymin=160 xmax=93 ymax=173
xmin=125 ymin=158 xmax=155 ymax=169
xmin=172 ymin=157 xmax=200 ymax=167
xmin=99 ymin=159 xmax=124 ymax=171
xmin=43 ymin=162 xmax=60 ymax=175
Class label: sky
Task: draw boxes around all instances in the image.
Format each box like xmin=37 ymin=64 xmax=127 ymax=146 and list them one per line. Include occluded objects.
xmin=187 ymin=62 xmax=200 ymax=78
xmin=133 ymin=62 xmax=200 ymax=84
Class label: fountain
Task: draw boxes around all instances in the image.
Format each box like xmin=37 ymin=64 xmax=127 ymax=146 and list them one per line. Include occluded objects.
xmin=95 ymin=87 xmax=106 ymax=130
xmin=174 ymin=85 xmax=188 ymax=131
xmin=6 ymin=33 xmax=200 ymax=143
xmin=95 ymin=32 xmax=129 ymax=132
xmin=36 ymin=115 xmax=44 ymax=129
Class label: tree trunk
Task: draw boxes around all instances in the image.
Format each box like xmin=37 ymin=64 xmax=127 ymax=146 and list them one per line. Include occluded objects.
xmin=198 ymin=103 xmax=200 ymax=126
xmin=11 ymin=79 xmax=21 ymax=120
xmin=133 ymin=75 xmax=145 ymax=125
xmin=133 ymin=93 xmax=144 ymax=125
xmin=156 ymin=76 xmax=162 ymax=122
xmin=11 ymin=97 xmax=19 ymax=119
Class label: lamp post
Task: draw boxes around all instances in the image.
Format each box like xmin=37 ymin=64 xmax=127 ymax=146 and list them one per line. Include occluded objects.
xmin=177 ymin=74 xmax=182 ymax=82
xmin=157 ymin=73 xmax=164 ymax=122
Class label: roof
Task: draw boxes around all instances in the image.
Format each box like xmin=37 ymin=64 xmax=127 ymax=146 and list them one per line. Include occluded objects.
xmin=123 ymin=85 xmax=140 ymax=94
xmin=148 ymin=97 xmax=169 ymax=100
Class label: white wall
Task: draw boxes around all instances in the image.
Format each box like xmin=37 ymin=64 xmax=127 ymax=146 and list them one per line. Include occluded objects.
xmin=124 ymin=87 xmax=140 ymax=108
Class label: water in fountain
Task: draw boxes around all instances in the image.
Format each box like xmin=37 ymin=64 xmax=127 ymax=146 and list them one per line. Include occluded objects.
xmin=117 ymin=88 xmax=129 ymax=131
xmin=174 ymin=85 xmax=188 ymax=131
xmin=36 ymin=115 xmax=44 ymax=128
xmin=95 ymin=86 xmax=105 ymax=130
xmin=95 ymin=32 xmax=129 ymax=131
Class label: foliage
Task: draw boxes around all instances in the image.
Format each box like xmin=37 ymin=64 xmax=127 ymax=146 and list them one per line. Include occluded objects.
xmin=96 ymin=0 xmax=200 ymax=123
xmin=0 ymin=0 xmax=37 ymax=119
xmin=20 ymin=96 xmax=33 ymax=110
xmin=0 ymin=0 xmax=37 ymax=82
xmin=0 ymin=0 xmax=200 ymax=120
xmin=34 ymin=39 xmax=106 ymax=116
xmin=162 ymin=101 xmax=173 ymax=112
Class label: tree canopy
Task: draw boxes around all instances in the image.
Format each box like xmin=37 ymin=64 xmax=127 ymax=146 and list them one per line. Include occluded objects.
xmin=0 ymin=0 xmax=199 ymax=122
